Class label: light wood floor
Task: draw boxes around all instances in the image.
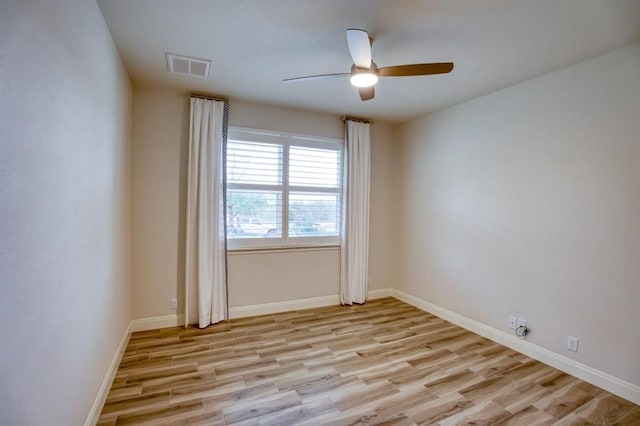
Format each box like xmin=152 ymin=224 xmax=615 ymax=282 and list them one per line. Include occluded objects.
xmin=98 ymin=298 xmax=639 ymax=425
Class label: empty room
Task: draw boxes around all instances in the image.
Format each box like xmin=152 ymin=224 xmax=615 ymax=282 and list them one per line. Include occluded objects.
xmin=1 ymin=0 xmax=640 ymax=425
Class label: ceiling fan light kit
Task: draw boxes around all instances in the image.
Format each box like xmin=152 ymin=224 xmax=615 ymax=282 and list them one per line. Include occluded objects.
xmin=284 ymin=28 xmax=454 ymax=101
xmin=350 ymin=64 xmax=378 ymax=88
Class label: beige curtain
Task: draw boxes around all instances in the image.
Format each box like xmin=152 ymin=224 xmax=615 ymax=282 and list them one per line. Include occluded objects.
xmin=340 ymin=120 xmax=371 ymax=305
xmin=185 ymin=97 xmax=229 ymax=327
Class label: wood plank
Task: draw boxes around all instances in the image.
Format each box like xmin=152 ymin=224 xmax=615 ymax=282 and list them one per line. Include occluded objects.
xmin=96 ymin=298 xmax=638 ymax=425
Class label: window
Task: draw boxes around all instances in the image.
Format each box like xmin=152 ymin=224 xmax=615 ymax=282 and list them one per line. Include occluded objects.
xmin=226 ymin=128 xmax=342 ymax=249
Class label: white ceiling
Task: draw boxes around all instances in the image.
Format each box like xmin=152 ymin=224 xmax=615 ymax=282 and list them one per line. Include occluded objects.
xmin=98 ymin=0 xmax=640 ymax=124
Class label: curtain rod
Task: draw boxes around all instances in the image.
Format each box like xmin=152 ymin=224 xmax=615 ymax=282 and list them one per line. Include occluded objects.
xmin=190 ymin=93 xmax=229 ymax=102
xmin=341 ymin=115 xmax=373 ymax=124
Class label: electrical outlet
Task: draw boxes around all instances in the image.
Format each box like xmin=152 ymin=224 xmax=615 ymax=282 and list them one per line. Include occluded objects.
xmin=567 ymin=336 xmax=579 ymax=352
xmin=508 ymin=316 xmax=517 ymax=330
xmin=516 ymin=318 xmax=527 ymax=329
xmin=170 ymin=298 xmax=177 ymax=310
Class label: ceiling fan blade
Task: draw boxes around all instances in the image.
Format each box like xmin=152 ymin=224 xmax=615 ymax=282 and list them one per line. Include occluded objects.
xmin=283 ymin=72 xmax=350 ymax=83
xmin=359 ymin=86 xmax=375 ymax=101
xmin=378 ymin=62 xmax=454 ymax=77
xmin=346 ymin=29 xmax=372 ymax=69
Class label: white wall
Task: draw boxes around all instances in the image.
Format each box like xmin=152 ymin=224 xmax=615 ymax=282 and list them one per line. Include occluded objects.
xmin=0 ymin=0 xmax=132 ymax=424
xmin=396 ymin=44 xmax=640 ymax=387
xmin=130 ymin=86 xmax=396 ymax=319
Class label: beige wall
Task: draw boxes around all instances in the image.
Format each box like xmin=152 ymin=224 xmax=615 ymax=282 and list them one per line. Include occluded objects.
xmin=396 ymin=44 xmax=640 ymax=387
xmin=130 ymin=87 xmax=396 ymax=319
xmin=228 ymin=248 xmax=341 ymax=306
xmin=0 ymin=1 xmax=132 ymax=424
xmin=130 ymin=88 xmax=187 ymax=319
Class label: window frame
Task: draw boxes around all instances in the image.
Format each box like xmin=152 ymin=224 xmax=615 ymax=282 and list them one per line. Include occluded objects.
xmin=226 ymin=127 xmax=343 ymax=250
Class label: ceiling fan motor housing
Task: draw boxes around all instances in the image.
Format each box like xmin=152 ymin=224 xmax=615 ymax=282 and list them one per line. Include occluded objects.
xmin=350 ymin=62 xmax=378 ymax=88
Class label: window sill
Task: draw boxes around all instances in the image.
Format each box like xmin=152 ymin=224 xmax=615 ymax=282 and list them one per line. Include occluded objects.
xmin=227 ymin=245 xmax=340 ymax=255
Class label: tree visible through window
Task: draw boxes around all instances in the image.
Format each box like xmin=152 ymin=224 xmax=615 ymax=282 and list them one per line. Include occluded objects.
xmin=226 ymin=128 xmax=342 ymax=249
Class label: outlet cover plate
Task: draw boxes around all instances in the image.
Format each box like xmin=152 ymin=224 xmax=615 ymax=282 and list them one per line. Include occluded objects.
xmin=567 ymin=336 xmax=579 ymax=352
xmin=170 ymin=298 xmax=177 ymax=310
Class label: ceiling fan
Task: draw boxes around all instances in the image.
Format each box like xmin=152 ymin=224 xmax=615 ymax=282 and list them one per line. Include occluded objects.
xmin=283 ymin=29 xmax=454 ymax=101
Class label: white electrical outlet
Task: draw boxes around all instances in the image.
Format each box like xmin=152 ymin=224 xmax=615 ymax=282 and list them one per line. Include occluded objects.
xmin=508 ymin=316 xmax=517 ymax=330
xmin=170 ymin=298 xmax=177 ymax=310
xmin=567 ymin=336 xmax=579 ymax=352
xmin=516 ymin=318 xmax=527 ymax=329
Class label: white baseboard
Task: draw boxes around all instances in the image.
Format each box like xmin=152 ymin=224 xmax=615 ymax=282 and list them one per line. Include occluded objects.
xmin=392 ymin=289 xmax=640 ymax=405
xmin=229 ymin=288 xmax=391 ymax=318
xmin=229 ymin=294 xmax=340 ymax=318
xmin=130 ymin=288 xmax=395 ymax=332
xmin=368 ymin=288 xmax=393 ymax=299
xmin=85 ymin=321 xmax=132 ymax=426
xmin=130 ymin=296 xmax=342 ymax=332
xmin=131 ymin=314 xmax=186 ymax=332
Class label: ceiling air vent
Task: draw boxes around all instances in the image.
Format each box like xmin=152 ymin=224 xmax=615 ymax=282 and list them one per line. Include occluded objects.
xmin=166 ymin=53 xmax=212 ymax=78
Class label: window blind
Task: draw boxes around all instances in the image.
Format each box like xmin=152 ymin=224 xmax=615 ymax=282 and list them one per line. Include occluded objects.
xmin=226 ymin=129 xmax=342 ymax=248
